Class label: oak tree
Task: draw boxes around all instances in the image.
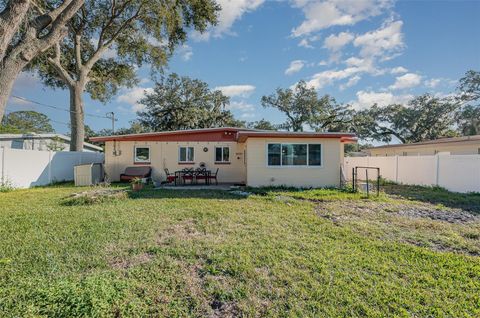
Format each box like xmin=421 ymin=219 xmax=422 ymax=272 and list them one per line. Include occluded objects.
xmin=137 ymin=73 xmax=237 ymax=131
xmin=32 ymin=0 xmax=219 ymax=150
xmin=0 ymin=0 xmax=84 ymax=119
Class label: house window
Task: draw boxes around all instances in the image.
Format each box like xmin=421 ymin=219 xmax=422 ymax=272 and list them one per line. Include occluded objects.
xmin=134 ymin=147 xmax=150 ymax=163
xmin=179 ymin=146 xmax=194 ymax=162
xmin=11 ymin=139 xmax=24 ymax=149
xmin=282 ymin=144 xmax=307 ymax=166
xmin=215 ymin=146 xmax=230 ymax=162
xmin=267 ymin=144 xmax=281 ymax=166
xmin=308 ymin=144 xmax=322 ymax=166
xmin=267 ymin=143 xmax=322 ymax=167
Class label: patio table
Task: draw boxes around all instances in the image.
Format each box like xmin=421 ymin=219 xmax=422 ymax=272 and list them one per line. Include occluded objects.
xmin=174 ymin=169 xmax=211 ymax=186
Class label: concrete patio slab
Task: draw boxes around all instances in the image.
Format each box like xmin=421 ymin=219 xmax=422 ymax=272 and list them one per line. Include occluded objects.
xmin=156 ymin=183 xmax=241 ymax=190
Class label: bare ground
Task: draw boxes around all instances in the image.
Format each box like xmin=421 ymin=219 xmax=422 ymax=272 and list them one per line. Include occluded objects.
xmin=315 ymin=199 xmax=480 ymax=256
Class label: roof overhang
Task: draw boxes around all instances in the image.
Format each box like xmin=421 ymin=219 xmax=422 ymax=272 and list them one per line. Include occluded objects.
xmin=89 ymin=128 xmax=357 ymax=144
xmin=89 ymin=127 xmax=256 ymax=143
xmin=236 ymin=131 xmax=357 ymax=143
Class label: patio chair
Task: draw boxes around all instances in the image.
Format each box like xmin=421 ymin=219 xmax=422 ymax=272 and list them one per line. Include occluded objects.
xmin=181 ymin=168 xmax=195 ymax=185
xmin=195 ymin=168 xmax=208 ymax=184
xmin=164 ymin=168 xmax=177 ymax=184
xmin=207 ymin=168 xmax=219 ymax=185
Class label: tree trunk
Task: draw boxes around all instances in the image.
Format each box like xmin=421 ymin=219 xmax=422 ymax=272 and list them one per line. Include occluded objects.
xmin=0 ymin=0 xmax=31 ymax=61
xmin=69 ymin=82 xmax=85 ymax=151
xmin=0 ymin=60 xmax=25 ymax=120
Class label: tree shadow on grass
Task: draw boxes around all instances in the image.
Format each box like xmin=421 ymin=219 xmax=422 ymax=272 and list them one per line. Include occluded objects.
xmin=382 ymin=184 xmax=480 ymax=214
xmin=127 ymin=187 xmax=247 ymax=200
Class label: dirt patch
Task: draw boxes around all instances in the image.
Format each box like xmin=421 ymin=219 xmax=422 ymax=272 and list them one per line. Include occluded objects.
xmin=157 ymin=219 xmax=203 ymax=246
xmin=317 ymin=200 xmax=480 ymax=224
xmin=63 ymin=188 xmax=128 ymax=206
xmin=109 ymin=252 xmax=153 ymax=270
xmin=315 ymin=200 xmax=480 ymax=256
xmin=210 ymin=300 xmax=239 ymax=318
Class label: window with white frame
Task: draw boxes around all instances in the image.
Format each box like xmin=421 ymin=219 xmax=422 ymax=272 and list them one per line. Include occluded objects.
xmin=134 ymin=146 xmax=150 ymax=163
xmin=179 ymin=146 xmax=194 ymax=162
xmin=267 ymin=143 xmax=321 ymax=167
xmin=215 ymin=146 xmax=230 ymax=162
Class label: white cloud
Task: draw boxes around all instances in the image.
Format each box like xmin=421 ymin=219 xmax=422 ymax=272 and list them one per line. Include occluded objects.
xmin=353 ymin=20 xmax=404 ymax=60
xmin=285 ymin=60 xmax=305 ymax=75
xmin=178 ymin=44 xmax=193 ymax=61
xmin=424 ymin=78 xmax=441 ymax=88
xmin=352 ymin=90 xmax=413 ymax=110
xmin=192 ymin=0 xmax=264 ymax=40
xmin=117 ymin=87 xmax=154 ymax=112
xmin=389 ymin=73 xmax=422 ymax=90
xmin=324 ymin=31 xmax=354 ymax=51
xmin=214 ymin=85 xmax=256 ymax=97
xmin=305 ymin=56 xmax=382 ymax=90
xmin=298 ymin=35 xmax=321 ymax=48
xmin=390 ymin=66 xmax=408 ymax=74
xmin=291 ymin=0 xmax=393 ymax=37
xmin=227 ymin=100 xmax=255 ymax=112
xmin=240 ymin=112 xmax=256 ymax=119
xmin=298 ymin=38 xmax=314 ymax=48
xmin=227 ymin=101 xmax=256 ymax=119
xmin=305 ymin=67 xmax=361 ymax=89
xmin=339 ymin=75 xmax=361 ymax=90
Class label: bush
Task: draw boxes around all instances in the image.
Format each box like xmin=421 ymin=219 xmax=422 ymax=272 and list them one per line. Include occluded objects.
xmin=0 ymin=179 xmax=14 ymax=193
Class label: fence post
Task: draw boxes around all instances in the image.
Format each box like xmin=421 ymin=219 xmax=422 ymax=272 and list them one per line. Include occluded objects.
xmin=48 ymin=151 xmax=52 ymax=184
xmin=395 ymin=155 xmax=399 ymax=183
xmin=1 ymin=147 xmax=4 ymax=185
xmin=435 ymin=154 xmax=440 ymax=186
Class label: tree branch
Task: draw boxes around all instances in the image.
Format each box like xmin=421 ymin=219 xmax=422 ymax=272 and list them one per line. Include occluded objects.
xmin=47 ymin=43 xmax=75 ymax=87
xmin=85 ymin=4 xmax=142 ymax=71
xmin=0 ymin=0 xmax=31 ymax=61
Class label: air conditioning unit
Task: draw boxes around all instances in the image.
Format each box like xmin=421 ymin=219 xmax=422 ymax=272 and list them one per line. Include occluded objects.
xmin=74 ymin=163 xmax=104 ymax=186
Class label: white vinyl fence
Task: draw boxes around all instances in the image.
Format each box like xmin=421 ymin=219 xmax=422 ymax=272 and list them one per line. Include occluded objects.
xmin=344 ymin=154 xmax=480 ymax=193
xmin=0 ymin=147 xmax=104 ymax=188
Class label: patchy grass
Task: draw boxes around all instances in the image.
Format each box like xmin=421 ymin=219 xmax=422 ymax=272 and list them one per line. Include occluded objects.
xmin=0 ymin=185 xmax=479 ymax=317
xmin=384 ymin=184 xmax=480 ymax=214
xmin=245 ymin=186 xmax=387 ymax=201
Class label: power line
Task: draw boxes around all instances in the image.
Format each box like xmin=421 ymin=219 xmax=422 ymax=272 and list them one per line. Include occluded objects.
xmin=10 ymin=95 xmax=110 ymax=119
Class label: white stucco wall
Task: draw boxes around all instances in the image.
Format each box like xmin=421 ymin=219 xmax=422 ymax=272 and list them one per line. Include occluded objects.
xmin=104 ymin=140 xmax=246 ymax=183
xmin=245 ymin=137 xmax=343 ymax=188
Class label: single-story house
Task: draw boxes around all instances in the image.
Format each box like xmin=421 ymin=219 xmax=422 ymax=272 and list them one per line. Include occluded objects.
xmin=0 ymin=133 xmax=103 ymax=152
xmin=367 ymin=135 xmax=480 ymax=156
xmin=90 ymin=127 xmax=357 ymax=187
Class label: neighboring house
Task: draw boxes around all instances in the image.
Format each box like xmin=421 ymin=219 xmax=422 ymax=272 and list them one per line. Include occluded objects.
xmin=90 ymin=127 xmax=357 ymax=187
xmin=0 ymin=133 xmax=103 ymax=152
xmin=367 ymin=135 xmax=480 ymax=156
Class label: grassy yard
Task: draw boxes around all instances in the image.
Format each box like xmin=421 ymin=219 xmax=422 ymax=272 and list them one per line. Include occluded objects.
xmin=0 ymin=184 xmax=479 ymax=317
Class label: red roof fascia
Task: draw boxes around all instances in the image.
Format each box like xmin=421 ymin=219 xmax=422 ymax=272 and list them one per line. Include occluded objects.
xmin=90 ymin=128 xmax=245 ymax=142
xmin=236 ymin=132 xmax=357 ymax=143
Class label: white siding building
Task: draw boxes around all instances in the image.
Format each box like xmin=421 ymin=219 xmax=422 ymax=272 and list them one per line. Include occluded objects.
xmin=0 ymin=134 xmax=103 ymax=152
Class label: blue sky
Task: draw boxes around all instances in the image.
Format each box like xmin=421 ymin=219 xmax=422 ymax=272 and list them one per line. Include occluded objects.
xmin=7 ymin=0 xmax=480 ymax=136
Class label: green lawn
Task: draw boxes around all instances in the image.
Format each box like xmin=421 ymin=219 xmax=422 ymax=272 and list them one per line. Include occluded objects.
xmin=0 ymin=184 xmax=479 ymax=317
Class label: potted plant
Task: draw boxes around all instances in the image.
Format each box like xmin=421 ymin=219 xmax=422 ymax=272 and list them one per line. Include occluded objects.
xmin=130 ymin=177 xmax=143 ymax=191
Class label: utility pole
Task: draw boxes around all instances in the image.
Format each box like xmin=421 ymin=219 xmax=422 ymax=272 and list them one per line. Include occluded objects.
xmin=106 ymin=112 xmax=116 ymax=134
